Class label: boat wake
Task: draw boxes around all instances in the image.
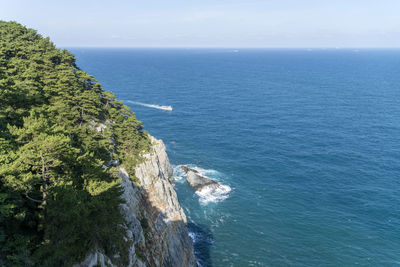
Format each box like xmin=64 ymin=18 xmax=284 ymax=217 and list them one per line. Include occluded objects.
xmin=126 ymin=100 xmax=172 ymax=111
xmin=173 ymin=164 xmax=232 ymax=204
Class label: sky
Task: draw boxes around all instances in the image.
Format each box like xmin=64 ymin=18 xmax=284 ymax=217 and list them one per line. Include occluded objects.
xmin=1 ymin=0 xmax=400 ymax=48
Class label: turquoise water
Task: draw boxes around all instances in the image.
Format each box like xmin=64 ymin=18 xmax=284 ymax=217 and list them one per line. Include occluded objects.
xmin=71 ymin=48 xmax=400 ymax=266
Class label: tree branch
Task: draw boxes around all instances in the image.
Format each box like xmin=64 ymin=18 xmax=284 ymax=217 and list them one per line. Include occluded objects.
xmin=25 ymin=187 xmax=43 ymax=203
xmin=25 ymin=193 xmax=42 ymax=203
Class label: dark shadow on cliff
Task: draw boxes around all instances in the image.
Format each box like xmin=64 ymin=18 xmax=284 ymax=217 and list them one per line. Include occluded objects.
xmin=135 ymin=186 xmax=197 ymax=267
xmin=188 ymin=222 xmax=213 ymax=267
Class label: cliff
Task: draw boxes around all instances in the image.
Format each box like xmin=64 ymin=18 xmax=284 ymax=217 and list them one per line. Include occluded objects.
xmin=0 ymin=22 xmax=195 ymax=266
xmin=77 ymin=136 xmax=196 ymax=267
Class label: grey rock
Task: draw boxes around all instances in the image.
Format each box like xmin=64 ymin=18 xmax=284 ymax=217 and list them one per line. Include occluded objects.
xmin=77 ymin=135 xmax=196 ymax=267
xmin=73 ymin=252 xmax=116 ymax=267
xmin=181 ymin=166 xmax=220 ymax=191
xmin=135 ymin=136 xmax=196 ymax=267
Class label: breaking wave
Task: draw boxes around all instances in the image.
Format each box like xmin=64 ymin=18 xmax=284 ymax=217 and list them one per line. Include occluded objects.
xmin=172 ymin=165 xmax=187 ymax=183
xmin=173 ymin=164 xmax=232 ymax=204
xmin=196 ymin=184 xmax=231 ymax=204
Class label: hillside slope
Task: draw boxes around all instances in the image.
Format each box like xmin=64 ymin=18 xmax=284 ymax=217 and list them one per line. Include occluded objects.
xmin=0 ymin=21 xmax=195 ymax=267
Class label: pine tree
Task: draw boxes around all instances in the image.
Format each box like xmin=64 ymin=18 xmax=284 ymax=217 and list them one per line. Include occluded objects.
xmin=0 ymin=21 xmax=149 ymax=266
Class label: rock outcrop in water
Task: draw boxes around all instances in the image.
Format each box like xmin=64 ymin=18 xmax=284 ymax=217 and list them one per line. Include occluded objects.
xmin=181 ymin=166 xmax=220 ymax=191
xmin=78 ymin=136 xmax=196 ymax=267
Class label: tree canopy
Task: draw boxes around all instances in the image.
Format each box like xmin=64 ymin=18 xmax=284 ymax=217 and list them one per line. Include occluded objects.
xmin=0 ymin=21 xmax=150 ymax=266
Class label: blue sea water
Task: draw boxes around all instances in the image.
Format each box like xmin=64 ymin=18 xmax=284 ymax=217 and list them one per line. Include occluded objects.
xmin=70 ymin=48 xmax=400 ymax=266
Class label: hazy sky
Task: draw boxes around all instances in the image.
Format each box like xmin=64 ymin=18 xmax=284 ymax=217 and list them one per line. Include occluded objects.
xmin=1 ymin=0 xmax=400 ymax=48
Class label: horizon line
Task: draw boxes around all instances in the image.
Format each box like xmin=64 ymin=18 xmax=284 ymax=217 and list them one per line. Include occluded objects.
xmin=61 ymin=46 xmax=400 ymax=50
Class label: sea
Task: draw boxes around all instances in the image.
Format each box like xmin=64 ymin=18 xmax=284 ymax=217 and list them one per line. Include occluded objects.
xmin=70 ymin=48 xmax=400 ymax=266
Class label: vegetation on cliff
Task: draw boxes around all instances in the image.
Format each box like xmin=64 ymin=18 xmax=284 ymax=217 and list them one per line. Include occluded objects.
xmin=0 ymin=21 xmax=149 ymax=266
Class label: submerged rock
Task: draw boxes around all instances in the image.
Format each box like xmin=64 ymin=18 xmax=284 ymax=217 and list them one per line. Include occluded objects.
xmin=181 ymin=166 xmax=220 ymax=191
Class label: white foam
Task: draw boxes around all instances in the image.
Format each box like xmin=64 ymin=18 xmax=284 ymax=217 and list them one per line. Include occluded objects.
xmin=174 ymin=164 xmax=232 ymax=204
xmin=196 ymin=184 xmax=232 ymax=204
xmin=188 ymin=231 xmax=198 ymax=243
xmin=172 ymin=165 xmax=186 ymax=183
xmin=188 ymin=229 xmax=213 ymax=246
xmin=188 ymin=231 xmax=204 ymax=267
xmin=126 ymin=100 xmax=172 ymax=111
xmin=173 ymin=164 xmax=220 ymax=182
xmin=190 ymin=166 xmax=219 ymax=176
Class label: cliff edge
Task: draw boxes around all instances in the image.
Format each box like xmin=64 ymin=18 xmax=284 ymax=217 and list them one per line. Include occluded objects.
xmin=0 ymin=22 xmax=194 ymax=266
xmin=77 ymin=136 xmax=196 ymax=267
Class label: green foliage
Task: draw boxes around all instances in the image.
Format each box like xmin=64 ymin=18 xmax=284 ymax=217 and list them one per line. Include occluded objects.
xmin=0 ymin=21 xmax=149 ymax=266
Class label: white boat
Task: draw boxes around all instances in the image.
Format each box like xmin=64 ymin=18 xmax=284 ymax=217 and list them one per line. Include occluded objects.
xmin=160 ymin=105 xmax=173 ymax=111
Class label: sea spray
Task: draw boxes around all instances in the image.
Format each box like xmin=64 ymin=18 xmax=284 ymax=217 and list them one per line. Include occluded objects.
xmin=196 ymin=184 xmax=232 ymax=204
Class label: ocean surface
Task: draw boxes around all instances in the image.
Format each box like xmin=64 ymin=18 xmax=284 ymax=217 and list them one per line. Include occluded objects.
xmin=70 ymin=48 xmax=400 ymax=266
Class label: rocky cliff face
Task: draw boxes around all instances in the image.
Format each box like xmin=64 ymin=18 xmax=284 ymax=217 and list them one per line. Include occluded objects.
xmin=77 ymin=136 xmax=196 ymax=267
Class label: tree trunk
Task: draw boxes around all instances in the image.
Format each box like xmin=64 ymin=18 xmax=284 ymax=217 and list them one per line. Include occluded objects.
xmin=41 ymin=155 xmax=47 ymax=209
